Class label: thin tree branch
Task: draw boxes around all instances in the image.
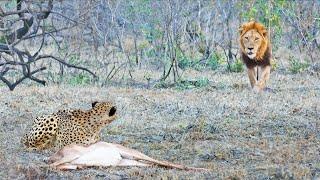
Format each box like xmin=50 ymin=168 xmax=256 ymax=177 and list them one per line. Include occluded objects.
xmin=0 ymin=67 xmax=46 ymax=91
xmin=37 ymin=55 xmax=97 ymax=77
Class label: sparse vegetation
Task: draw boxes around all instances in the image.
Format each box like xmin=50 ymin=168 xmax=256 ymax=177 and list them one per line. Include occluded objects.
xmin=177 ymin=52 xmax=223 ymax=71
xmin=1 ymin=0 xmax=319 ymax=89
xmin=0 ymin=0 xmax=319 ymax=179
xmin=69 ymin=73 xmax=92 ymax=86
xmin=176 ymin=77 xmax=209 ymax=90
xmin=207 ymin=53 xmax=223 ymax=70
xmin=1 ymin=72 xmax=319 ymax=179
xmin=178 ymin=56 xmax=196 ymax=70
xmin=289 ymin=57 xmax=310 ymax=74
xmin=229 ymin=59 xmax=245 ymax=73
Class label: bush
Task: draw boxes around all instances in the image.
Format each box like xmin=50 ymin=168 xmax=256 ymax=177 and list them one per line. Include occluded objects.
xmin=178 ymin=52 xmax=224 ymax=71
xmin=176 ymin=77 xmax=209 ymax=90
xmin=229 ymin=59 xmax=244 ymax=73
xmin=69 ymin=73 xmax=91 ymax=85
xmin=289 ymin=57 xmax=309 ymax=73
xmin=206 ymin=53 xmax=221 ymax=70
xmin=178 ymin=56 xmax=196 ymax=70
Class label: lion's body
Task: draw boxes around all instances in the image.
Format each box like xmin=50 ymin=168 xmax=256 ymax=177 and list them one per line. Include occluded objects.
xmin=21 ymin=102 xmax=117 ymax=150
xmin=239 ymin=21 xmax=272 ymax=92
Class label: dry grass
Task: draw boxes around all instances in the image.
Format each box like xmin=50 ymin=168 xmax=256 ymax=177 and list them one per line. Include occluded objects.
xmin=0 ymin=71 xmax=319 ymax=179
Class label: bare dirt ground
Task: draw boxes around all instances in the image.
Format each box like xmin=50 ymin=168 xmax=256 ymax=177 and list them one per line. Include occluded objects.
xmin=0 ymin=71 xmax=319 ymax=179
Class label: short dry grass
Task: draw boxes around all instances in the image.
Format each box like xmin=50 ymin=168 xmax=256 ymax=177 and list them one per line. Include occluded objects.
xmin=0 ymin=71 xmax=319 ymax=179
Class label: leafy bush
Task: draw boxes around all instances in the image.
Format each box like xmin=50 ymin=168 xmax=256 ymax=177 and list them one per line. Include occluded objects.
xmin=271 ymin=59 xmax=278 ymax=70
xmin=206 ymin=53 xmax=221 ymax=70
xmin=289 ymin=57 xmax=309 ymax=73
xmin=69 ymin=73 xmax=91 ymax=85
xmin=178 ymin=56 xmax=196 ymax=70
xmin=229 ymin=59 xmax=244 ymax=73
xmin=176 ymin=77 xmax=209 ymax=90
xmin=178 ymin=52 xmax=224 ymax=71
xmin=0 ymin=36 xmax=6 ymax=44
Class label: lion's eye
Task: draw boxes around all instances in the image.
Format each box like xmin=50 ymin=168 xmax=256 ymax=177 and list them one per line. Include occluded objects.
xmin=245 ymin=37 xmax=249 ymax=40
xmin=255 ymin=37 xmax=259 ymax=41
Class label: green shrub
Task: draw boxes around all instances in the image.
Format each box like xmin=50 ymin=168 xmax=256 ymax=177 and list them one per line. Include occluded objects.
xmin=229 ymin=59 xmax=244 ymax=72
xmin=194 ymin=63 xmax=206 ymax=71
xmin=69 ymin=73 xmax=91 ymax=85
xmin=176 ymin=77 xmax=209 ymax=90
xmin=178 ymin=52 xmax=224 ymax=71
xmin=206 ymin=53 xmax=221 ymax=70
xmin=68 ymin=54 xmax=81 ymax=64
xmin=153 ymin=80 xmax=170 ymax=88
xmin=289 ymin=57 xmax=309 ymax=73
xmin=194 ymin=77 xmax=209 ymax=87
xmin=0 ymin=36 xmax=6 ymax=44
xmin=178 ymin=56 xmax=196 ymax=70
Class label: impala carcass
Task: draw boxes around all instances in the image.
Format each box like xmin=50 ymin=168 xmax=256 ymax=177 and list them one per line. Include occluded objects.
xmin=48 ymin=141 xmax=207 ymax=171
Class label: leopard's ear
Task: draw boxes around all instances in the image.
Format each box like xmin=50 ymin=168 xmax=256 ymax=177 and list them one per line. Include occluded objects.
xmin=92 ymin=101 xmax=98 ymax=108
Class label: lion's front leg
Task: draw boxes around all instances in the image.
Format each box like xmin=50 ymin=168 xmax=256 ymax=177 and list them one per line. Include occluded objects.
xmin=247 ymin=67 xmax=257 ymax=88
xmin=254 ymin=65 xmax=271 ymax=91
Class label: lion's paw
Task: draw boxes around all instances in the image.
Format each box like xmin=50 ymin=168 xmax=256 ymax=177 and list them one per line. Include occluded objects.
xmin=253 ymin=85 xmax=263 ymax=93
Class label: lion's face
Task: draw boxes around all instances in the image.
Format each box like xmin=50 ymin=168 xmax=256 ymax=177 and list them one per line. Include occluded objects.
xmin=241 ymin=29 xmax=263 ymax=59
xmin=239 ymin=21 xmax=268 ymax=60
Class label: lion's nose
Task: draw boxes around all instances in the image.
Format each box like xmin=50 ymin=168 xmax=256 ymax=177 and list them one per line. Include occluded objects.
xmin=248 ymin=47 xmax=253 ymax=51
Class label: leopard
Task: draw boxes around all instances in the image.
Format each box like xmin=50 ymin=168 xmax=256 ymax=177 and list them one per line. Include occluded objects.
xmin=21 ymin=101 xmax=117 ymax=150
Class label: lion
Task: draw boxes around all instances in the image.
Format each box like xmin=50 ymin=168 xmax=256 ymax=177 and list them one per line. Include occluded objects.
xmin=239 ymin=21 xmax=272 ymax=92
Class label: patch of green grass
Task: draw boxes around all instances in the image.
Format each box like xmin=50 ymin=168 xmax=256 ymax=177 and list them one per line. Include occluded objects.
xmin=271 ymin=59 xmax=278 ymax=70
xmin=69 ymin=73 xmax=91 ymax=85
xmin=229 ymin=59 xmax=244 ymax=72
xmin=154 ymin=77 xmax=209 ymax=90
xmin=206 ymin=53 xmax=223 ymax=70
xmin=289 ymin=57 xmax=309 ymax=73
xmin=178 ymin=56 xmax=197 ymax=70
xmin=0 ymin=36 xmax=6 ymax=44
xmin=145 ymin=49 xmax=156 ymax=58
xmin=178 ymin=52 xmax=224 ymax=71
xmin=153 ymin=80 xmax=167 ymax=88
xmin=68 ymin=54 xmax=81 ymax=65
xmin=4 ymin=0 xmax=16 ymax=9
xmin=176 ymin=77 xmax=209 ymax=90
